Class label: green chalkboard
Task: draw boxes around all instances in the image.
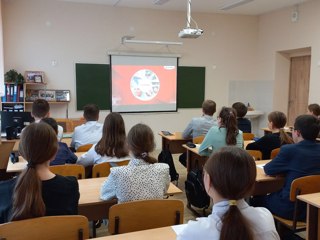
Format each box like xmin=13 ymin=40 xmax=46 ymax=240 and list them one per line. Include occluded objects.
xmin=75 ymin=63 xmax=205 ymax=110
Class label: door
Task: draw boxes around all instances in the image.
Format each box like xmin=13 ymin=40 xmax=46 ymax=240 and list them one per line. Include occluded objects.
xmin=288 ymin=55 xmax=311 ymax=126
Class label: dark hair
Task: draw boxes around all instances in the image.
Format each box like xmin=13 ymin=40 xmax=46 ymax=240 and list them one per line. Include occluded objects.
xmin=202 ymin=100 xmax=216 ymax=116
xmin=268 ymin=111 xmax=293 ymax=144
xmin=308 ymin=104 xmax=320 ymax=117
xmin=127 ymin=123 xmax=157 ymax=164
xmin=294 ymin=114 xmax=320 ymax=141
xmin=11 ymin=122 xmax=58 ymax=221
xmin=95 ymin=112 xmax=128 ymax=158
xmin=219 ymin=107 xmax=239 ymax=145
xmin=204 ymin=146 xmax=256 ymax=240
xmin=83 ymin=104 xmax=100 ymax=121
xmin=232 ymin=102 xmax=247 ymax=118
xmin=32 ymin=99 xmax=50 ymax=118
xmin=41 ymin=117 xmax=58 ymax=135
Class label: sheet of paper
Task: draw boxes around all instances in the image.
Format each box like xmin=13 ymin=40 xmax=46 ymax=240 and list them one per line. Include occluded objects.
xmin=172 ymin=224 xmax=187 ymax=235
xmin=256 ymin=163 xmax=266 ymax=169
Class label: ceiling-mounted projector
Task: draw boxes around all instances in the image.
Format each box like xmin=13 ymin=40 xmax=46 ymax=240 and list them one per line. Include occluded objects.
xmin=179 ymin=28 xmax=203 ymax=38
xmin=179 ymin=0 xmax=203 ymax=39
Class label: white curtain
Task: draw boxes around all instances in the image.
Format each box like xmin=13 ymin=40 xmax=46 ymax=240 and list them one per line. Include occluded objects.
xmin=0 ymin=1 xmax=4 ymax=97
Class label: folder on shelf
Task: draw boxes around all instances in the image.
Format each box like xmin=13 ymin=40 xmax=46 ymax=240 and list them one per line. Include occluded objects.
xmin=13 ymin=85 xmax=17 ymax=102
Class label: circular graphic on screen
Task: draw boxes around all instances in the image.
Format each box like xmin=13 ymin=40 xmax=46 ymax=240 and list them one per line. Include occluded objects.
xmin=130 ymin=69 xmax=160 ymax=101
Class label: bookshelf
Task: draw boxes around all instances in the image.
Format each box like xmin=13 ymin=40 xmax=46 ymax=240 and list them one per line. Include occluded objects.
xmin=1 ymin=82 xmax=70 ymax=115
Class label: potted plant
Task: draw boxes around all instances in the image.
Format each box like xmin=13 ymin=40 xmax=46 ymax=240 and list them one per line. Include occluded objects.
xmin=4 ymin=69 xmax=24 ymax=84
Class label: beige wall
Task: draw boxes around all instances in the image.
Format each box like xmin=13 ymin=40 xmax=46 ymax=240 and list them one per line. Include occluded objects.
xmin=2 ymin=0 xmax=259 ymax=147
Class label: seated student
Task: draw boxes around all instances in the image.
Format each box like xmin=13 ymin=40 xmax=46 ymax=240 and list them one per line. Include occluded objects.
xmin=0 ymin=123 xmax=79 ymax=222
xmin=179 ymin=99 xmax=217 ymax=166
xmin=246 ymin=111 xmax=293 ymax=159
xmin=251 ymin=115 xmax=320 ymax=221
xmin=307 ymin=103 xmax=320 ymax=119
xmin=199 ymin=107 xmax=243 ymax=156
xmin=177 ymin=147 xmax=279 ymax=240
xmin=31 ymin=99 xmax=64 ymax=141
xmin=77 ymin=112 xmax=129 ymax=167
xmin=71 ymin=104 xmax=103 ymax=151
xmin=100 ymin=123 xmax=170 ymax=203
xmin=232 ymin=102 xmax=251 ymax=133
xmin=41 ymin=118 xmax=77 ymax=166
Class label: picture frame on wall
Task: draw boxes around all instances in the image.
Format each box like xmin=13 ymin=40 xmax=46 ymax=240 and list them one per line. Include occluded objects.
xmin=39 ymin=90 xmax=56 ymax=101
xmin=55 ymin=90 xmax=70 ymax=102
xmin=25 ymin=71 xmax=45 ymax=83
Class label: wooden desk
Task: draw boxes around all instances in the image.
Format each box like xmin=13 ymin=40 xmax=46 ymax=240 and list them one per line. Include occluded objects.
xmin=1 ymin=138 xmax=19 ymax=152
xmin=182 ymin=144 xmax=208 ymax=173
xmin=297 ymin=193 xmax=320 ymax=240
xmin=93 ymin=226 xmax=176 ymax=240
xmin=7 ymin=152 xmax=83 ymax=173
xmin=159 ymin=132 xmax=191 ymax=154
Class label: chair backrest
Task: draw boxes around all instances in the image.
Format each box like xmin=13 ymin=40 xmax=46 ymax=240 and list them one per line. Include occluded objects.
xmin=246 ymin=150 xmax=262 ymax=160
xmin=92 ymin=160 xmax=130 ymax=178
xmin=108 ymin=199 xmax=184 ymax=234
xmin=49 ymin=164 xmax=85 ymax=179
xmin=76 ymin=144 xmax=93 ymax=152
xmin=270 ymin=148 xmax=280 ymax=159
xmin=56 ymin=118 xmax=74 ymax=132
xmin=290 ymin=175 xmax=320 ymax=201
xmin=0 ymin=141 xmax=15 ymax=170
xmin=69 ymin=118 xmax=86 ymax=131
xmin=243 ymin=133 xmax=255 ymax=141
xmin=193 ymin=135 xmax=205 ymax=144
xmin=0 ymin=215 xmax=89 ymax=240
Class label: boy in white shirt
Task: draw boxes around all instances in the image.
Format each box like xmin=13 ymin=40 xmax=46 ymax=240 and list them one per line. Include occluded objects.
xmin=71 ymin=104 xmax=102 ymax=151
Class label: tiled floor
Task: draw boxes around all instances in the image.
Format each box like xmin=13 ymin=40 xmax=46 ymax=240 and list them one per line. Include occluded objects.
xmin=95 ymin=151 xmax=203 ymax=237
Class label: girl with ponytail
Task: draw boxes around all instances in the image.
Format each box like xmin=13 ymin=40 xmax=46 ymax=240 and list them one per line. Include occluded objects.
xmin=177 ymin=147 xmax=279 ymax=240
xmin=246 ymin=111 xmax=293 ymax=159
xmin=199 ymin=107 xmax=243 ymax=156
xmin=100 ymin=123 xmax=170 ymax=203
xmin=9 ymin=122 xmax=79 ymax=221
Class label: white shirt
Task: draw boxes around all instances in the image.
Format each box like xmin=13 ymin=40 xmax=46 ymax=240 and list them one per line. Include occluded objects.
xmin=177 ymin=199 xmax=279 ymax=240
xmin=100 ymin=158 xmax=170 ymax=203
xmin=76 ymin=144 xmax=130 ymax=167
xmin=71 ymin=121 xmax=103 ymax=150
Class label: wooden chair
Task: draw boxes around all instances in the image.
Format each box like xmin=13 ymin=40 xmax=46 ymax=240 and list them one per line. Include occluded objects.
xmin=0 ymin=141 xmax=15 ymax=180
xmin=273 ymin=175 xmax=320 ymax=233
xmin=246 ymin=150 xmax=262 ymax=160
xmin=193 ymin=135 xmax=205 ymax=144
xmin=92 ymin=160 xmax=130 ymax=178
xmin=77 ymin=144 xmax=93 ymax=152
xmin=49 ymin=164 xmax=85 ymax=179
xmin=108 ymin=199 xmax=184 ymax=234
xmin=69 ymin=118 xmax=86 ymax=131
xmin=56 ymin=118 xmax=74 ymax=133
xmin=271 ymin=148 xmax=280 ymax=159
xmin=0 ymin=215 xmax=89 ymax=240
xmin=243 ymin=133 xmax=255 ymax=141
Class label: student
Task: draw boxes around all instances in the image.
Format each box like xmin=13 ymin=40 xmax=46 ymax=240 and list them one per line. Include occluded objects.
xmin=251 ymin=115 xmax=320 ymax=221
xmin=100 ymin=123 xmax=170 ymax=203
xmin=77 ymin=112 xmax=129 ymax=167
xmin=232 ymin=102 xmax=251 ymax=133
xmin=199 ymin=107 xmax=243 ymax=156
xmin=41 ymin=118 xmax=77 ymax=166
xmin=246 ymin=111 xmax=293 ymax=159
xmin=179 ymin=99 xmax=217 ymax=166
xmin=31 ymin=99 xmax=64 ymax=140
xmin=71 ymin=104 xmax=103 ymax=151
xmin=307 ymin=103 xmax=320 ymax=119
xmin=177 ymin=147 xmax=279 ymax=240
xmin=0 ymin=123 xmax=79 ymax=222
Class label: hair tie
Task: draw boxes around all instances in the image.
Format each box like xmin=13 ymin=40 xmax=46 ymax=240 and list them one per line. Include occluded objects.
xmin=229 ymin=200 xmax=237 ymax=206
xmin=141 ymin=152 xmax=148 ymax=158
xmin=27 ymin=162 xmax=35 ymax=169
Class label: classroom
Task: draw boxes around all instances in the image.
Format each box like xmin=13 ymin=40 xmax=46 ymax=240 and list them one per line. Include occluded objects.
xmin=1 ymin=0 xmax=320 ymax=239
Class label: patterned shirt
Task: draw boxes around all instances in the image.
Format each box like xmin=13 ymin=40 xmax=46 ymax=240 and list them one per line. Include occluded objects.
xmin=100 ymin=158 xmax=170 ymax=203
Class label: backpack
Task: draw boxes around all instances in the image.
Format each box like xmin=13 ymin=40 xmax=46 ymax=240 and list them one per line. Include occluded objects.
xmin=158 ymin=149 xmax=179 ymax=182
xmin=185 ymin=168 xmax=210 ymax=211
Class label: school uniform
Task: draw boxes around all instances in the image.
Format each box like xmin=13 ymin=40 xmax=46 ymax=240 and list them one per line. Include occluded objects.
xmin=237 ymin=117 xmax=252 ymax=133
xmin=50 ymin=142 xmax=78 ymax=166
xmin=182 ymin=114 xmax=217 ymax=139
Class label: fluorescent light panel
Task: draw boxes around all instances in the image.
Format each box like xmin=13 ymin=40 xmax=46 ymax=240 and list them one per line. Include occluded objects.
xmin=153 ymin=0 xmax=170 ymax=5
xmin=121 ymin=36 xmax=182 ymax=46
xmin=220 ymin=0 xmax=254 ymax=10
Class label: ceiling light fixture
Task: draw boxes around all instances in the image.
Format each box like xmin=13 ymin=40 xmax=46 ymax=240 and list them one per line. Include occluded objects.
xmin=220 ymin=0 xmax=254 ymax=11
xmin=153 ymin=0 xmax=170 ymax=5
xmin=121 ymin=36 xmax=183 ymax=46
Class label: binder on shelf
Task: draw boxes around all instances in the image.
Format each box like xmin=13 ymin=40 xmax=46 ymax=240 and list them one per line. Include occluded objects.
xmin=6 ymin=84 xmax=10 ymax=102
xmin=13 ymin=84 xmax=18 ymax=102
xmin=19 ymin=86 xmax=24 ymax=102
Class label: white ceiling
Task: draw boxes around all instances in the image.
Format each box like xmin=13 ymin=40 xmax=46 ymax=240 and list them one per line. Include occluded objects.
xmin=60 ymin=0 xmax=311 ymax=15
